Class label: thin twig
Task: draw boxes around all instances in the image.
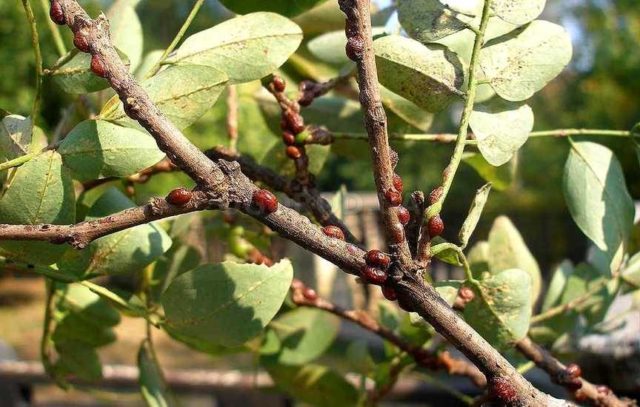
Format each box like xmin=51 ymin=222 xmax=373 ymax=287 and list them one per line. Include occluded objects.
xmin=226 ymin=85 xmax=239 ymax=153
xmin=39 ymin=0 xmax=67 ymax=56
xmin=145 ymin=0 xmax=206 ymax=78
xmin=21 ymin=0 xmax=44 ymax=130
xmin=516 ymin=337 xmax=635 ymax=407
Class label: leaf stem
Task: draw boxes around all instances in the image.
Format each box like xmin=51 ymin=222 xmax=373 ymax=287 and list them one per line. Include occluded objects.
xmin=427 ymin=0 xmax=494 ymax=219
xmin=0 ymin=152 xmax=40 ymax=172
xmin=39 ymin=0 xmax=67 ymax=56
xmin=21 ymin=0 xmax=44 ymax=131
xmin=145 ymin=0 xmax=206 ymax=78
xmin=329 ymin=128 xmax=633 ymax=144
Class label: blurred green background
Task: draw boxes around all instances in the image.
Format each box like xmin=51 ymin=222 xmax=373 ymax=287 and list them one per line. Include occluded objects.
xmin=0 ymin=0 xmax=638 ymax=270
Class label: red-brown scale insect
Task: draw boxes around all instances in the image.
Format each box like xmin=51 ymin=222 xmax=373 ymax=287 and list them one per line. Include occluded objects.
xmin=282 ymin=131 xmax=295 ymax=146
xmin=90 ymin=54 xmax=107 ymax=78
xmin=385 ymin=189 xmax=403 ymax=207
xmin=345 ymin=36 xmax=364 ymax=61
xmin=361 ymin=265 xmax=387 ymax=285
xmin=302 ymin=287 xmax=318 ymax=301
xmin=489 ymin=377 xmax=518 ymax=404
xmin=50 ymin=1 xmax=65 ymax=25
xmin=272 ymin=76 xmax=286 ymax=93
xmin=389 ymin=222 xmax=405 ymax=244
xmin=564 ymin=363 xmax=582 ymax=380
xmin=252 ymin=189 xmax=278 ymax=215
xmin=166 ymin=187 xmax=192 ymax=206
xmin=286 ymin=145 xmax=302 ymax=160
xmin=428 ymin=186 xmax=444 ymax=205
xmin=73 ymin=31 xmax=90 ymax=53
xmin=392 ymin=174 xmax=403 ymax=194
xmin=428 ymin=215 xmax=444 ymax=237
xmin=397 ymin=206 xmax=410 ymax=225
xmin=322 ymin=225 xmax=345 ymax=240
xmin=287 ymin=114 xmax=305 ymax=134
xmin=458 ymin=286 xmax=475 ymax=303
xmin=364 ymin=249 xmax=390 ymax=269
xmin=381 ymin=285 xmax=397 ymax=301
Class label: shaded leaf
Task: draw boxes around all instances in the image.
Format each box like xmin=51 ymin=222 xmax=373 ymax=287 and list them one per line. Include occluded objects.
xmin=138 ymin=340 xmax=169 ymax=407
xmin=100 ymin=65 xmax=228 ymax=130
xmin=374 ymin=35 xmax=464 ymax=112
xmin=563 ymin=141 xmax=634 ymax=256
xmin=464 ymin=268 xmax=532 ymax=349
xmin=166 ymin=13 xmax=302 ymax=83
xmin=480 ymin=20 xmax=572 ymax=101
xmin=269 ymin=307 xmax=340 ymax=365
xmin=0 ymin=151 xmax=75 ymax=265
xmin=264 ymin=362 xmax=358 ymax=407
xmin=469 ymin=100 xmax=534 ymax=166
xmin=107 ymin=0 xmax=144 ymax=70
xmin=488 ymin=216 xmax=542 ymax=303
xmin=0 ymin=114 xmax=32 ymax=160
xmin=219 ymin=0 xmax=329 ymax=17
xmin=162 ymin=260 xmax=293 ymax=347
xmin=58 ymin=120 xmax=164 ymax=181
xmin=380 ymin=85 xmax=434 ymax=131
xmin=459 ymin=183 xmax=491 ymax=248
xmin=49 ymin=49 xmax=130 ymax=94
xmin=398 ymin=0 xmax=480 ymax=42
xmin=463 ymin=152 xmax=515 ymax=191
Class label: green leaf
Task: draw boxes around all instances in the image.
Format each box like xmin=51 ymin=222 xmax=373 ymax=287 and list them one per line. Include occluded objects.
xmin=49 ymin=49 xmax=130 ymax=94
xmin=467 ymin=240 xmax=490 ymax=276
xmin=563 ymin=141 xmax=635 ymax=255
xmin=165 ymin=13 xmax=303 ymax=83
xmin=57 ymin=188 xmax=172 ymax=276
xmin=107 ymin=0 xmax=144 ymax=70
xmin=219 ymin=0 xmax=329 ymax=17
xmin=269 ymin=307 xmax=340 ymax=365
xmin=459 ymin=183 xmax=491 ymax=248
xmin=430 ymin=238 xmax=462 ymax=266
xmin=264 ymin=362 xmax=358 ymax=407
xmin=491 ymin=0 xmax=546 ymax=25
xmin=52 ymin=283 xmax=120 ymax=382
xmin=463 ymin=152 xmax=515 ymax=191
xmin=463 ymin=268 xmax=532 ymax=349
xmin=380 ymin=85 xmax=434 ymax=131
xmin=0 ymin=151 xmax=75 ymax=265
xmin=469 ymin=100 xmax=534 ymax=166
xmin=100 ymin=65 xmax=228 ymax=130
xmin=58 ymin=120 xmax=165 ymax=181
xmin=374 ymin=35 xmax=464 ymax=112
xmin=0 ymin=114 xmax=32 ymax=160
xmin=162 ymin=260 xmax=293 ymax=347
xmin=541 ymin=260 xmax=573 ymax=312
xmin=622 ymin=253 xmax=640 ymax=293
xmin=138 ymin=340 xmax=169 ymax=407
xmin=480 ymin=20 xmax=572 ymax=101
xmin=398 ymin=0 xmax=481 ymax=42
xmin=488 ymin=216 xmax=542 ymax=303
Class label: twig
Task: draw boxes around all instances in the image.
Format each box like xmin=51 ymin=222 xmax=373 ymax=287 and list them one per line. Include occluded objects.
xmin=516 ymin=337 xmax=635 ymax=407
xmin=39 ymin=0 xmax=67 ymax=56
xmin=0 ymin=190 xmax=213 ymax=248
xmin=145 ymin=0 xmax=206 ymax=78
xmin=421 ymin=0 xmax=493 ymax=251
xmin=290 ymin=280 xmax=487 ymax=388
xmin=21 ymin=0 xmax=44 ymax=129
xmin=338 ymin=0 xmax=413 ymax=269
xmin=226 ymin=85 xmax=239 ymax=152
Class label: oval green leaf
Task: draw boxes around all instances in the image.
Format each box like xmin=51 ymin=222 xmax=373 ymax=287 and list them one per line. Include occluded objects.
xmin=469 ymin=100 xmax=534 ymax=166
xmin=107 ymin=0 xmax=144 ymax=70
xmin=374 ymin=35 xmax=464 ymax=112
xmin=162 ymin=260 xmax=293 ymax=347
xmin=491 ymin=0 xmax=546 ymax=26
xmin=563 ymin=141 xmax=635 ymax=254
xmin=398 ymin=0 xmax=481 ymax=42
xmin=0 ymin=151 xmax=75 ymax=265
xmin=219 ymin=0 xmax=329 ymax=18
xmin=49 ymin=49 xmax=130 ymax=95
xmin=165 ymin=12 xmax=303 ymax=83
xmin=58 ymin=120 xmax=165 ymax=181
xmin=480 ymin=20 xmax=572 ymax=101
xmin=463 ymin=268 xmax=532 ymax=349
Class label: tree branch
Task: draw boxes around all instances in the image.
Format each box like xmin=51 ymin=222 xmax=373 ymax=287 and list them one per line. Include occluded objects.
xmin=516 ymin=337 xmax=635 ymax=407
xmin=0 ymin=190 xmax=212 ymax=248
xmin=338 ymin=0 xmax=413 ymax=269
xmin=290 ymin=280 xmax=487 ymax=388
